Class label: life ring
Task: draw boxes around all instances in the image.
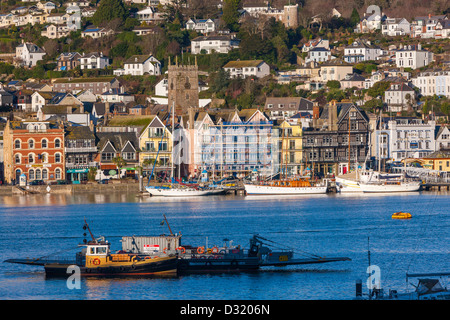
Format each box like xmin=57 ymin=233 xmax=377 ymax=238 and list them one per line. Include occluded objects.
xmin=163 ymin=247 xmax=167 ymax=254
xmin=144 ymin=256 xmax=152 ymax=260
xmin=197 ymin=246 xmax=205 ymax=254
xmin=211 ymin=247 xmax=219 ymax=254
xmin=178 ymin=247 xmax=186 ymax=254
xmin=92 ymin=258 xmax=101 ymax=266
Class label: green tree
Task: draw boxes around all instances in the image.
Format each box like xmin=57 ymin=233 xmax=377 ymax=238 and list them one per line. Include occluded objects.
xmin=112 ymin=156 xmax=127 ymax=180
xmin=92 ymin=0 xmax=127 ymax=27
xmin=222 ymin=0 xmax=242 ymax=32
xmin=326 ymin=80 xmax=341 ymax=89
xmin=350 ymin=8 xmax=360 ymax=28
xmin=367 ymin=81 xmax=391 ymax=99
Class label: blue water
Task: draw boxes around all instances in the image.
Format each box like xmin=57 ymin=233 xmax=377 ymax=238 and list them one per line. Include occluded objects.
xmin=0 ymin=191 xmax=449 ymax=300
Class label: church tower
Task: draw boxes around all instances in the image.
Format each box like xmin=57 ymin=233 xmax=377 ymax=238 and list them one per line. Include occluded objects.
xmin=167 ymin=56 xmax=199 ymax=116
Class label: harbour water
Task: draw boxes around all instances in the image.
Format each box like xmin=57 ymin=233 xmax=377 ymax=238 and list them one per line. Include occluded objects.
xmin=0 ymin=191 xmax=449 ymax=300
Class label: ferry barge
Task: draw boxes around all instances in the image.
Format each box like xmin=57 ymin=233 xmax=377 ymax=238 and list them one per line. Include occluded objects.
xmin=5 ymin=220 xmax=177 ymax=277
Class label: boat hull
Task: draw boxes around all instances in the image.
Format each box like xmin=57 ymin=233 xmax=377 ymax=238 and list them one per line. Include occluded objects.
xmin=44 ymin=256 xmax=178 ymax=277
xmin=145 ymin=186 xmax=224 ymax=197
xmin=177 ymin=257 xmax=260 ymax=273
xmin=244 ymin=184 xmax=327 ymax=195
xmin=335 ymin=178 xmax=362 ymax=193
xmin=359 ymin=182 xmax=421 ymax=193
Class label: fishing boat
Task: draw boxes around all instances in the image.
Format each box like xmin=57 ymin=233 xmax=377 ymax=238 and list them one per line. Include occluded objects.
xmin=4 ymin=220 xmax=177 ymax=277
xmin=244 ymin=179 xmax=328 ymax=195
xmin=392 ymin=211 xmax=412 ymax=219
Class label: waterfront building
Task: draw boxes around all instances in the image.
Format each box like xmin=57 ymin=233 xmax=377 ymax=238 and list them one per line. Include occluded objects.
xmin=418 ymin=150 xmax=450 ymax=172
xmin=138 ymin=115 xmax=174 ymax=178
xmin=94 ymin=132 xmax=139 ymax=180
xmin=193 ymin=109 xmax=275 ymax=178
xmin=375 ymin=117 xmax=436 ymax=163
xmin=275 ymin=120 xmax=304 ymax=175
xmin=3 ymin=120 xmax=65 ymax=184
xmin=302 ymin=100 xmax=370 ymax=176
xmin=64 ymin=125 xmax=97 ymax=183
xmin=435 ymin=126 xmax=450 ymax=151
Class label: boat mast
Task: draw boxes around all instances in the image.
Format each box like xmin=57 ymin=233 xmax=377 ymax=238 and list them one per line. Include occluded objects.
xmin=163 ymin=214 xmax=174 ymax=236
xmin=83 ymin=218 xmax=96 ymax=243
xmin=171 ymin=102 xmax=175 ymax=184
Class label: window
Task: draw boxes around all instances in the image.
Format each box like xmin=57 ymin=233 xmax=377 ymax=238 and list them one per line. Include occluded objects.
xmin=55 ymin=138 xmax=61 ymax=148
xmin=55 ymin=153 xmax=61 ymax=163
xmin=15 ymin=154 xmax=21 ymax=164
xmin=14 ymin=140 xmax=21 ymax=149
xmin=28 ymin=139 xmax=34 ymax=149
xmin=42 ymin=169 xmax=48 ymax=180
xmin=55 ymin=168 xmax=61 ymax=180
xmin=28 ymin=154 xmax=34 ymax=164
xmin=35 ymin=169 xmax=41 ymax=180
xmin=29 ymin=169 xmax=35 ymax=180
xmin=42 ymin=139 xmax=47 ymax=148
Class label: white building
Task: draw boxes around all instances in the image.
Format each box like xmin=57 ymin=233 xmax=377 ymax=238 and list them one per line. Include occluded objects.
xmin=410 ymin=15 xmax=448 ymax=38
xmin=122 ymin=54 xmax=161 ymax=76
xmin=222 ymin=60 xmax=270 ymax=79
xmin=81 ymin=27 xmax=114 ymax=39
xmin=190 ymin=35 xmax=239 ymax=54
xmin=395 ymin=44 xmax=433 ymax=70
xmin=15 ymin=42 xmax=46 ymax=68
xmin=381 ymin=18 xmax=411 ymax=36
xmin=344 ymin=39 xmax=382 ymax=63
xmin=412 ymin=69 xmax=450 ymax=98
xmin=435 ymin=126 xmax=450 ymax=151
xmin=376 ymin=118 xmax=436 ymax=161
xmin=301 ymin=38 xmax=330 ymax=53
xmin=384 ymin=82 xmax=416 ymax=113
xmin=305 ymin=47 xmax=331 ymax=64
xmin=136 ymin=7 xmax=163 ymax=24
xmin=79 ymin=52 xmax=110 ymax=70
xmin=355 ymin=11 xmax=387 ymax=33
xmin=186 ymin=18 xmax=216 ymax=34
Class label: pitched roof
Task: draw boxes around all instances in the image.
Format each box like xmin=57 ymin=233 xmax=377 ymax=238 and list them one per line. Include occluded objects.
xmin=124 ymin=55 xmax=153 ymax=64
xmin=223 ymin=60 xmax=265 ymax=68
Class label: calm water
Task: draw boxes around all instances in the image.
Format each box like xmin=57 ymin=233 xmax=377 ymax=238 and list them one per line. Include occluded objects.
xmin=0 ymin=191 xmax=448 ymax=300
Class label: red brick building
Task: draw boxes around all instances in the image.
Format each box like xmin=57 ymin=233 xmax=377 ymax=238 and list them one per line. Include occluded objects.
xmin=3 ymin=120 xmax=65 ymax=184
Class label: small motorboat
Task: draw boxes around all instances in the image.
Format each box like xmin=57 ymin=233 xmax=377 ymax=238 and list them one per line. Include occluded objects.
xmin=392 ymin=212 xmax=412 ymax=219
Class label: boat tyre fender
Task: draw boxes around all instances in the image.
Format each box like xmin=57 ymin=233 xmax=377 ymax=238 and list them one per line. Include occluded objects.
xmin=131 ymin=264 xmax=136 ymax=270
xmin=197 ymin=247 xmax=205 ymax=254
xmin=219 ymin=249 xmax=226 ymax=254
xmin=178 ymin=247 xmax=186 ymax=254
xmin=85 ymin=268 xmax=91 ymax=273
xmin=119 ymin=266 xmax=125 ymax=272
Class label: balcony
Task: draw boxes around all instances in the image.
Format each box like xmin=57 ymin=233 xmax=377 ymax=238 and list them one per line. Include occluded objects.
xmin=65 ymin=146 xmax=98 ymax=153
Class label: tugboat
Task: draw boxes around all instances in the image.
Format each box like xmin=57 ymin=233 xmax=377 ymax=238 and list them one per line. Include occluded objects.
xmin=5 ymin=219 xmax=178 ymax=277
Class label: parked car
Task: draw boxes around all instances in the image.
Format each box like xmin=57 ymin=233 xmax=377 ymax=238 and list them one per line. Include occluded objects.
xmin=29 ymin=180 xmax=45 ymax=185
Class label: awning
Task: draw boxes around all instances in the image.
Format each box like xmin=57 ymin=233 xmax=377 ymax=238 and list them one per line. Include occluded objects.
xmin=67 ymin=168 xmax=89 ymax=173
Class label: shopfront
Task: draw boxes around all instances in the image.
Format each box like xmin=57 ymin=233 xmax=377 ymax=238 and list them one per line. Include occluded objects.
xmin=67 ymin=168 xmax=89 ymax=184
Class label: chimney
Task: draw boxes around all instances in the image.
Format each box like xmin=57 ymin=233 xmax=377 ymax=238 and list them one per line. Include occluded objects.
xmin=328 ymin=100 xmax=338 ymax=131
xmin=313 ymin=103 xmax=320 ymax=119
